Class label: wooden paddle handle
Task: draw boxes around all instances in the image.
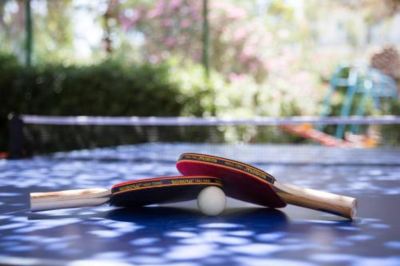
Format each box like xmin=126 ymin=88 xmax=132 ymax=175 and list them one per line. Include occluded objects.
xmin=274 ymin=182 xmax=357 ymax=219
xmin=30 ymin=188 xmax=111 ymax=211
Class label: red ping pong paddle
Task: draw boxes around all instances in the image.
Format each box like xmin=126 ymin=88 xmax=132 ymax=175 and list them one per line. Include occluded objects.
xmin=30 ymin=176 xmax=223 ymax=211
xmin=176 ymin=153 xmax=357 ymax=219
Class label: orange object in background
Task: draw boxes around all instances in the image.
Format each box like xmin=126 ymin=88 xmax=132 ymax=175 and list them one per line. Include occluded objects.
xmin=280 ymin=124 xmax=378 ymax=148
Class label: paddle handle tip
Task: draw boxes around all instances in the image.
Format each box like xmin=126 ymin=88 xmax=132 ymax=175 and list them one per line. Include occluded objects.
xmin=275 ymin=182 xmax=357 ymax=219
xmin=30 ymin=188 xmax=111 ymax=211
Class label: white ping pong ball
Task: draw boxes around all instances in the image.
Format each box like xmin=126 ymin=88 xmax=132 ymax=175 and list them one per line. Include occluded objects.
xmin=197 ymin=186 xmax=226 ymax=216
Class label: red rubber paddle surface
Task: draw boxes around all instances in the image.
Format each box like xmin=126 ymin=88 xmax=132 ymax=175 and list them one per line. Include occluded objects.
xmin=176 ymin=153 xmax=286 ymax=208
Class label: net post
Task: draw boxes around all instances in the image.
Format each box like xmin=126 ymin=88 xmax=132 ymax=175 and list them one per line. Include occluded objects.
xmin=8 ymin=114 xmax=25 ymax=159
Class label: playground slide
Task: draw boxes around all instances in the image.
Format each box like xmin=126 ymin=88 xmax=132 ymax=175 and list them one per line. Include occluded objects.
xmin=280 ymin=124 xmax=377 ymax=148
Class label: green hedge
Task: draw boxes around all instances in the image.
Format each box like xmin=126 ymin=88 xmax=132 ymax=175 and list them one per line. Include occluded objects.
xmin=0 ymin=53 xmax=211 ymax=152
xmin=4 ymin=61 xmax=190 ymax=116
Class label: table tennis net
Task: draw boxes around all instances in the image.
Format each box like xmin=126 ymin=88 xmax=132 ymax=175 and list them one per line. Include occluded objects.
xmin=8 ymin=114 xmax=400 ymax=156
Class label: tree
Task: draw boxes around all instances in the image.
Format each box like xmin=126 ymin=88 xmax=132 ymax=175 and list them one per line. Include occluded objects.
xmin=117 ymin=0 xmax=273 ymax=82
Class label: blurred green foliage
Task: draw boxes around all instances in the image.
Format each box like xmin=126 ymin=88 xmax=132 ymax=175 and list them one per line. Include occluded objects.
xmin=1 ymin=55 xmax=193 ymax=116
xmin=1 ymin=51 xmax=306 ymax=152
xmin=381 ymin=99 xmax=400 ymax=145
xmin=0 ymin=52 xmax=213 ymax=151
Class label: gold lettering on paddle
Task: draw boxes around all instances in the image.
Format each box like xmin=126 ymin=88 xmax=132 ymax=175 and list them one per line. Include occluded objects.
xmin=245 ymin=166 xmax=267 ymax=179
xmin=185 ymin=154 xmax=218 ymax=163
xmin=182 ymin=153 xmax=274 ymax=183
xmin=171 ymin=178 xmax=215 ymax=184
xmin=118 ymin=181 xmax=163 ymax=192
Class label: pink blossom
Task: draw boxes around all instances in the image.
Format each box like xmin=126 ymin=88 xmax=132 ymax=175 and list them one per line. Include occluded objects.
xmin=164 ymin=37 xmax=177 ymax=47
xmin=147 ymin=9 xmax=162 ymax=18
xmin=233 ymin=28 xmax=247 ymax=41
xmin=169 ymin=0 xmax=182 ymax=10
xmin=242 ymin=46 xmax=255 ymax=57
xmin=180 ymin=19 xmax=191 ymax=28
xmin=161 ymin=18 xmax=173 ymax=27
xmin=239 ymin=54 xmax=249 ymax=64
xmin=192 ymin=51 xmax=201 ymax=61
xmin=229 ymin=73 xmax=246 ymax=82
xmin=119 ymin=9 xmax=141 ymax=31
xmin=249 ymin=62 xmax=258 ymax=72
xmin=226 ymin=7 xmax=246 ymax=20
xmin=147 ymin=1 xmax=166 ymax=18
xmin=212 ymin=2 xmax=246 ymax=20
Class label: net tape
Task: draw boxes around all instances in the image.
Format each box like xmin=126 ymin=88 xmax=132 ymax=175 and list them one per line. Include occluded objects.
xmin=21 ymin=115 xmax=400 ymax=126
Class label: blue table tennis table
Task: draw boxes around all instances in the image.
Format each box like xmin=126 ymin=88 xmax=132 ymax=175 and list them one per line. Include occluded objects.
xmin=1 ymin=144 xmax=399 ymax=266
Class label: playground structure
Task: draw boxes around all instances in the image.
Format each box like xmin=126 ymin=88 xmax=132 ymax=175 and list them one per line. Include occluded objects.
xmin=282 ymin=65 xmax=399 ymax=148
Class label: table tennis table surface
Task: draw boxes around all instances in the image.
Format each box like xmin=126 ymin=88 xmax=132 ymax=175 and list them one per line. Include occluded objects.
xmin=1 ymin=144 xmax=399 ymax=266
